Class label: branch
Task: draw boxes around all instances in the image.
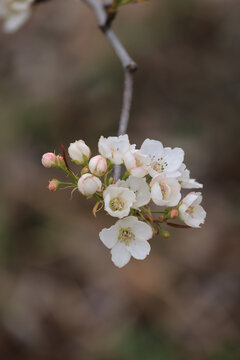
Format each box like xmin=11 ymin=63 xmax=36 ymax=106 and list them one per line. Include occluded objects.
xmin=81 ymin=0 xmax=137 ymax=180
xmin=166 ymin=222 xmax=191 ymax=229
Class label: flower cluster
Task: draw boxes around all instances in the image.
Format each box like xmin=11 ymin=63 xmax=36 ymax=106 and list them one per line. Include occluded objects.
xmin=0 ymin=0 xmax=33 ymax=33
xmin=42 ymin=135 xmax=206 ymax=268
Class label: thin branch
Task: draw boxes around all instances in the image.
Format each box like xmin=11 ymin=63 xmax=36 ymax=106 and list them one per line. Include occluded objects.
xmin=82 ymin=0 xmax=106 ymax=29
xmin=118 ymin=70 xmax=134 ymax=135
xmin=81 ymin=0 xmax=137 ymax=180
xmin=166 ymin=222 xmax=191 ymax=229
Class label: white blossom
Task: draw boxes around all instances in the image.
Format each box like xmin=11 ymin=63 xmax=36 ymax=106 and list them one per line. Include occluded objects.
xmin=179 ymin=192 xmax=206 ymax=228
xmin=89 ymin=155 xmax=107 ymax=176
xmin=78 ymin=173 xmax=102 ymax=196
xmin=117 ymin=176 xmax=151 ymax=209
xmin=0 ymin=0 xmax=33 ymax=33
xmin=123 ymin=148 xmax=150 ymax=178
xmin=99 ymin=216 xmax=152 ymax=268
xmin=41 ymin=152 xmax=56 ymax=168
xmin=98 ymin=134 xmax=133 ymax=165
xmin=103 ymin=185 xmax=136 ymax=218
xmin=68 ymin=140 xmax=91 ymax=165
xmin=178 ymin=164 xmax=203 ymax=189
xmin=150 ymin=173 xmax=181 ymax=207
xmin=141 ymin=138 xmax=184 ymax=178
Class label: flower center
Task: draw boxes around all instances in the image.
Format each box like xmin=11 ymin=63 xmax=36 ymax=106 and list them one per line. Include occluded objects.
xmin=160 ymin=184 xmax=168 ymax=199
xmin=118 ymin=227 xmax=135 ymax=244
xmin=109 ymin=197 xmax=124 ymax=211
xmin=152 ymin=159 xmax=168 ymax=173
xmin=186 ymin=206 xmax=195 ymax=217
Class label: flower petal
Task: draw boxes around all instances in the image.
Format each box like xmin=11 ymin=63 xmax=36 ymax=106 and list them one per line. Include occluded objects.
xmin=132 ymin=221 xmax=153 ymax=241
xmin=128 ymin=239 xmax=151 ymax=260
xmin=111 ymin=242 xmax=131 ymax=268
xmin=99 ymin=225 xmax=119 ymax=249
xmin=117 ymin=216 xmax=139 ymax=228
xmin=141 ymin=139 xmax=164 ymax=159
xmin=163 ymin=147 xmax=184 ymax=173
xmin=127 ymin=176 xmax=151 ymax=208
xmin=123 ymin=150 xmax=136 ymax=169
xmin=130 ymin=166 xmax=148 ymax=178
xmin=151 ymin=182 xmax=165 ymax=206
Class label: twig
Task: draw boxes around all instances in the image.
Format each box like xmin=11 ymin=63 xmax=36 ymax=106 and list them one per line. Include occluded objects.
xmin=118 ymin=70 xmax=134 ymax=135
xmin=81 ymin=0 xmax=137 ymax=180
xmin=61 ymin=144 xmax=72 ymax=173
xmin=166 ymin=222 xmax=191 ymax=229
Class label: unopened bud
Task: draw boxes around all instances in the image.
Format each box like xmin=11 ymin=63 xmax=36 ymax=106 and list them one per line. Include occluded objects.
xmin=68 ymin=140 xmax=91 ymax=165
xmin=41 ymin=152 xmax=56 ymax=168
xmin=81 ymin=167 xmax=89 ymax=175
xmin=89 ymin=155 xmax=107 ymax=176
xmin=78 ymin=173 xmax=102 ymax=196
xmin=170 ymin=209 xmax=178 ymax=219
xmin=56 ymin=155 xmax=65 ymax=167
xmin=162 ymin=230 xmax=170 ymax=239
xmin=48 ymin=179 xmax=59 ymax=191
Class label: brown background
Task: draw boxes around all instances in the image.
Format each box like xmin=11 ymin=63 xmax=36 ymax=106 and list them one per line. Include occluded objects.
xmin=0 ymin=0 xmax=240 ymax=359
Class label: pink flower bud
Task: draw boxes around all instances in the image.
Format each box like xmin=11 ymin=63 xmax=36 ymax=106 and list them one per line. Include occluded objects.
xmin=41 ymin=152 xmax=56 ymax=168
xmin=68 ymin=140 xmax=91 ymax=164
xmin=78 ymin=173 xmax=102 ymax=196
xmin=81 ymin=167 xmax=89 ymax=175
xmin=48 ymin=179 xmax=59 ymax=191
xmin=170 ymin=209 xmax=179 ymax=219
xmin=89 ymin=155 xmax=107 ymax=176
xmin=56 ymin=155 xmax=65 ymax=167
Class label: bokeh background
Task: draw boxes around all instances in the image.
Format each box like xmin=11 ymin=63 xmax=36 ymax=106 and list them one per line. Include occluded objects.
xmin=0 ymin=0 xmax=240 ymax=359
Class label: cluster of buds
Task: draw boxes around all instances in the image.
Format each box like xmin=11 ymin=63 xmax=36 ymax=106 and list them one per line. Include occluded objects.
xmin=42 ymin=135 xmax=206 ymax=268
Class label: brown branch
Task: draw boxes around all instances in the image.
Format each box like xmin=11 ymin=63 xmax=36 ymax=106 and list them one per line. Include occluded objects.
xmin=61 ymin=144 xmax=72 ymax=173
xmin=166 ymin=222 xmax=191 ymax=229
xmin=81 ymin=0 xmax=137 ymax=180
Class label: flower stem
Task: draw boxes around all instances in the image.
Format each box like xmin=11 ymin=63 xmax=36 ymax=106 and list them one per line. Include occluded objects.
xmin=122 ymin=171 xmax=129 ymax=180
xmin=104 ymin=165 xmax=113 ymax=186
xmin=59 ymin=181 xmax=77 ymax=187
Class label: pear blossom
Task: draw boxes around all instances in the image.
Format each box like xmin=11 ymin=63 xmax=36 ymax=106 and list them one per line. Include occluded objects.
xmin=141 ymin=139 xmax=184 ymax=178
xmin=0 ymin=0 xmax=33 ymax=33
xmin=78 ymin=173 xmax=102 ymax=196
xmin=170 ymin=209 xmax=178 ymax=219
xmin=41 ymin=153 xmax=64 ymax=168
xmin=68 ymin=140 xmax=91 ymax=165
xmin=117 ymin=176 xmax=151 ymax=209
xmin=42 ymin=133 xmax=206 ymax=266
xmin=99 ymin=216 xmax=152 ymax=268
xmin=41 ymin=152 xmax=56 ymax=168
xmin=179 ymin=192 xmax=206 ymax=228
xmin=123 ymin=148 xmax=150 ymax=178
xmin=178 ymin=164 xmax=203 ymax=189
xmin=150 ymin=173 xmax=181 ymax=207
xmin=89 ymin=155 xmax=107 ymax=176
xmin=103 ymin=184 xmax=136 ymax=218
xmin=48 ymin=179 xmax=59 ymax=192
xmin=55 ymin=155 xmax=65 ymax=167
xmin=98 ymin=134 xmax=133 ymax=165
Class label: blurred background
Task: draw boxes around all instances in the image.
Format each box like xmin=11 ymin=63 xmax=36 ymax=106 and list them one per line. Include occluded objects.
xmin=0 ymin=0 xmax=240 ymax=359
